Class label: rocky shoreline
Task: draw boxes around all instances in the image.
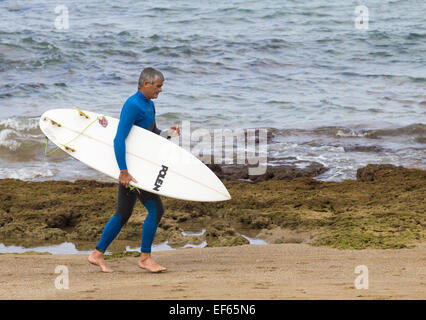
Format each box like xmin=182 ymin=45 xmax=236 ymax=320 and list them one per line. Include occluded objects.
xmin=0 ymin=164 xmax=424 ymax=251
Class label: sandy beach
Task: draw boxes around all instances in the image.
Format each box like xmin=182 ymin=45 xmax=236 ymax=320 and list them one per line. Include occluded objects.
xmin=0 ymin=242 xmax=425 ymax=300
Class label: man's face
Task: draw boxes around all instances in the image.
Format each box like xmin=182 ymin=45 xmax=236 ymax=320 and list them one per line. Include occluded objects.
xmin=143 ymin=78 xmax=163 ymax=100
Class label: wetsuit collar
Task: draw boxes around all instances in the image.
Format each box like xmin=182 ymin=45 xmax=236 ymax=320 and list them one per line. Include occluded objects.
xmin=136 ymin=90 xmax=150 ymax=102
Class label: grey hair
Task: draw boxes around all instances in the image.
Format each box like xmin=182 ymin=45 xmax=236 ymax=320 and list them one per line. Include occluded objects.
xmin=138 ymin=67 xmax=164 ymax=89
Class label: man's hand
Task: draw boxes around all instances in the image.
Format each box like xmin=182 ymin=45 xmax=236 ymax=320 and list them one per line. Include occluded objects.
xmin=169 ymin=124 xmax=180 ymax=136
xmin=119 ymin=169 xmax=138 ymax=189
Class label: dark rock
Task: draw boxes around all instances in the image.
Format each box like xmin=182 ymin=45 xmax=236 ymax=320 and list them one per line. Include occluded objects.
xmin=207 ymin=158 xmax=328 ymax=183
xmin=344 ymin=145 xmax=384 ymax=153
xmin=45 ymin=212 xmax=80 ymax=228
xmin=356 ymin=164 xmax=405 ymax=182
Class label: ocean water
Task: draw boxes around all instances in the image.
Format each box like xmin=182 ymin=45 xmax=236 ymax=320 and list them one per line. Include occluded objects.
xmin=0 ymin=0 xmax=425 ymax=181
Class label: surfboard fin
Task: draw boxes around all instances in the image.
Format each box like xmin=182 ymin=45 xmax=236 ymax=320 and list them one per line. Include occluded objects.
xmin=61 ymin=144 xmax=76 ymax=152
xmin=75 ymin=107 xmax=89 ymax=119
xmin=43 ymin=117 xmax=62 ymax=127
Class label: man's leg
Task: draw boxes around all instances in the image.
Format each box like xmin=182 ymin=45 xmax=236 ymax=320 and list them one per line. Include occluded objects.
xmin=88 ymin=184 xmax=138 ymax=272
xmin=137 ymin=190 xmax=166 ymax=272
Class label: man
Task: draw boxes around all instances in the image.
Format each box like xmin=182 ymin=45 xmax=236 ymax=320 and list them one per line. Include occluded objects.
xmin=88 ymin=67 xmax=180 ymax=273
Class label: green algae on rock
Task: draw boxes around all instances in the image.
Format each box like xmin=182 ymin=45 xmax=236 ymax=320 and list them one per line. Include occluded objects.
xmin=0 ymin=164 xmax=424 ymax=250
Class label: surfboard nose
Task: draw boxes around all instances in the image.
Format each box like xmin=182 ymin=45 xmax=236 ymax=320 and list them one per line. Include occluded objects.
xmin=215 ymin=180 xmax=231 ymax=201
xmin=223 ymin=187 xmax=231 ymax=201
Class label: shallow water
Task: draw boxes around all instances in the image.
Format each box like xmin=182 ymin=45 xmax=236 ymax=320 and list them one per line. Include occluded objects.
xmin=0 ymin=241 xmax=93 ymax=255
xmin=0 ymin=241 xmax=176 ymax=254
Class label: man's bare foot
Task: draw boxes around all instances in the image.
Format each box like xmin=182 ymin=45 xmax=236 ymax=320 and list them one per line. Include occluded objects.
xmin=138 ymin=253 xmax=167 ymax=273
xmin=88 ymin=249 xmax=113 ymax=273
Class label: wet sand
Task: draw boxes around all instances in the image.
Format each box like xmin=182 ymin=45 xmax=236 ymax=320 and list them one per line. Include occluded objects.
xmin=0 ymin=242 xmax=425 ymax=300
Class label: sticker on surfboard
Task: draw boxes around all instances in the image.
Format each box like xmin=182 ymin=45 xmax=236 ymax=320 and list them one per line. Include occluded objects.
xmin=98 ymin=116 xmax=108 ymax=128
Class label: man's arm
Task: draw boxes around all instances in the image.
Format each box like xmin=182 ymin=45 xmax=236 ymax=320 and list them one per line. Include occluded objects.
xmin=152 ymin=121 xmax=165 ymax=136
xmin=114 ymin=103 xmax=138 ymax=188
xmin=114 ymin=103 xmax=138 ymax=170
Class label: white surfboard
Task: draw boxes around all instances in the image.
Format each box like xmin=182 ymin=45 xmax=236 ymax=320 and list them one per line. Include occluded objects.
xmin=39 ymin=108 xmax=231 ymax=202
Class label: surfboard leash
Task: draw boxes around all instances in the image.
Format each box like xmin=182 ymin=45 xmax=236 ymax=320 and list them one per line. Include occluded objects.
xmin=109 ymin=176 xmax=141 ymax=194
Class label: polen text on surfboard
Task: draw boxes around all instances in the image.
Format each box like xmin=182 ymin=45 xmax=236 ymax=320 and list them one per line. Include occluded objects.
xmin=153 ymin=165 xmax=168 ymax=191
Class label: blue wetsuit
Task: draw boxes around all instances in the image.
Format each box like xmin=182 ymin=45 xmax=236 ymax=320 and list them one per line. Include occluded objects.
xmin=114 ymin=91 xmax=162 ymax=170
xmin=96 ymin=91 xmax=164 ymax=254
